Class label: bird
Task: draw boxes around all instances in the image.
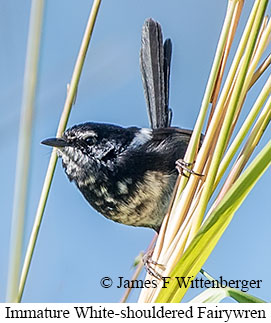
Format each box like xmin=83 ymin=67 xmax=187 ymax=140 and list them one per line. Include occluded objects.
xmin=42 ymin=18 xmax=194 ymax=233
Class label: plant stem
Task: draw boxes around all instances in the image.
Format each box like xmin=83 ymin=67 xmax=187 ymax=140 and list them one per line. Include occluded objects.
xmin=6 ymin=0 xmax=45 ymax=303
xmin=16 ymin=0 xmax=102 ymax=303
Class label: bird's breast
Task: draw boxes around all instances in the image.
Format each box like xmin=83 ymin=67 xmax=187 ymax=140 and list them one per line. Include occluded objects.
xmin=78 ymin=170 xmax=177 ymax=231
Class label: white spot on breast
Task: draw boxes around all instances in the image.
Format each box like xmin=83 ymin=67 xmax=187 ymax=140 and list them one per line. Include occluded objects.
xmin=94 ymin=189 xmax=102 ymax=197
xmin=100 ymin=186 xmax=108 ymax=195
xmin=105 ymin=196 xmax=115 ymax=203
xmin=125 ymin=178 xmax=132 ymax=184
xmin=77 ymin=175 xmax=96 ymax=187
xmin=117 ymin=181 xmax=129 ymax=195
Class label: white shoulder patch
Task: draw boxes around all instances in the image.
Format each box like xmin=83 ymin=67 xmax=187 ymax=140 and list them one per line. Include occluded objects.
xmin=128 ymin=128 xmax=152 ymax=148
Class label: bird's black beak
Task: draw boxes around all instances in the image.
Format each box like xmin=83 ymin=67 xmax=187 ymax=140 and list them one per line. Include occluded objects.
xmin=41 ymin=137 xmax=68 ymax=148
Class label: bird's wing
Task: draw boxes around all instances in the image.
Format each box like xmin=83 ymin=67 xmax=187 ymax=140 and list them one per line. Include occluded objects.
xmin=140 ymin=18 xmax=172 ymax=129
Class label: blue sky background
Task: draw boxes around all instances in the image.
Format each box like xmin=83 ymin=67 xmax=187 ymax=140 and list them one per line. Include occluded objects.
xmin=0 ymin=0 xmax=270 ymax=302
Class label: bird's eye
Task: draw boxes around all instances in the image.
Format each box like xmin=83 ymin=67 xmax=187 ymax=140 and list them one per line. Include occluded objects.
xmin=85 ymin=136 xmax=95 ymax=145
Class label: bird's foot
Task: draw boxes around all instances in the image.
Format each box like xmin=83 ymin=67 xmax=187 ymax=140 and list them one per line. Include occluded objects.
xmin=176 ymin=159 xmax=204 ymax=178
xmin=142 ymin=249 xmax=165 ymax=280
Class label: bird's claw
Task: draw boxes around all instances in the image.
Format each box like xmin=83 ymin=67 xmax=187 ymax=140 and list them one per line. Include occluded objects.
xmin=142 ymin=250 xmax=165 ymax=280
xmin=176 ymin=159 xmax=204 ymax=178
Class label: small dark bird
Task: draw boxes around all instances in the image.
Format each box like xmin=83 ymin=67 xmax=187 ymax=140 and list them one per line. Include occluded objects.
xmin=42 ymin=19 xmax=193 ymax=232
